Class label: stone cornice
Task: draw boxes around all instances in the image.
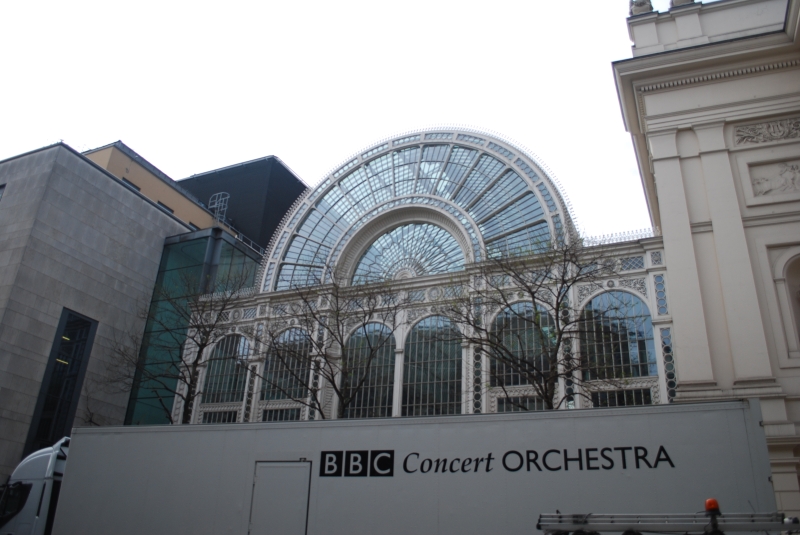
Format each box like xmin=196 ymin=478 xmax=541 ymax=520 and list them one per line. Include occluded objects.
xmin=638 ymin=58 xmax=800 ymax=93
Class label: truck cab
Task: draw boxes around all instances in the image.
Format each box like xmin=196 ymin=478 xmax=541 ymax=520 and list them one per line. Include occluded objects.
xmin=0 ymin=438 xmax=68 ymax=535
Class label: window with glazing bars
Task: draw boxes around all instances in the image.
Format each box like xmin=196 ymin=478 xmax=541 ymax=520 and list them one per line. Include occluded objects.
xmin=591 ymin=388 xmax=652 ymax=408
xmin=579 ymin=291 xmax=656 ymax=380
xmin=342 ymin=323 xmax=396 ymax=418
xmin=27 ymin=309 xmax=97 ymax=454
xmin=263 ymin=408 xmax=301 ymax=421
xmin=202 ymin=410 xmax=238 ymax=423
xmin=620 ymin=256 xmax=645 ymax=271
xmin=490 ymin=303 xmax=555 ymax=387
xmin=261 ymin=328 xmax=311 ymax=401
xmin=352 ymin=223 xmax=464 ymax=284
xmin=203 ymin=335 xmax=249 ymax=404
xmin=497 ymin=396 xmax=545 ymax=412
xmin=402 ymin=316 xmax=462 ymax=416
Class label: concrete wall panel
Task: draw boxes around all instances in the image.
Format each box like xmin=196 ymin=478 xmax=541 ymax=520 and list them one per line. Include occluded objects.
xmin=0 ymin=145 xmax=188 ymax=478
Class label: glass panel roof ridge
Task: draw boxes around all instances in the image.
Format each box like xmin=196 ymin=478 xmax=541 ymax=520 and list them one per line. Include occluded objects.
xmin=262 ymin=126 xmax=577 ymax=293
xmin=323 ymin=125 xmax=578 ymax=226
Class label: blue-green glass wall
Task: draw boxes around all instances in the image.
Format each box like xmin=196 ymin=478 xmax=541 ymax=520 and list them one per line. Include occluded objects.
xmin=125 ymin=234 xmax=258 ymax=425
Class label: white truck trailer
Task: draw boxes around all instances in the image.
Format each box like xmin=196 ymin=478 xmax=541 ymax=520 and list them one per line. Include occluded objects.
xmin=3 ymin=400 xmax=778 ymax=535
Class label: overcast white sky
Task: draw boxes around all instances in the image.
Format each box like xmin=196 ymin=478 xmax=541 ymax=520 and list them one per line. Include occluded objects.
xmin=0 ymin=0 xmax=694 ymax=237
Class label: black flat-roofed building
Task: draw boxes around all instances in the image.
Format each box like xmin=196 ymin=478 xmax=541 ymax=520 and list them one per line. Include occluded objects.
xmin=178 ymin=157 xmax=307 ymax=251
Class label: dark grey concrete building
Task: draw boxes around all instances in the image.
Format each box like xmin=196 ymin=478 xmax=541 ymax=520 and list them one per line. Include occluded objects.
xmin=0 ymin=144 xmax=190 ymax=478
xmin=0 ymin=142 xmax=309 ymax=480
xmin=178 ymin=156 xmax=307 ymax=250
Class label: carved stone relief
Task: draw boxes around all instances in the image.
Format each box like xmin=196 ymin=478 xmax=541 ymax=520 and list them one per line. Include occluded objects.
xmin=619 ymin=277 xmax=648 ymax=297
xmin=735 ymin=118 xmax=800 ymax=145
xmin=578 ymin=283 xmax=602 ymax=303
xmin=406 ymin=307 xmax=428 ymax=323
xmin=749 ymin=160 xmax=800 ymax=197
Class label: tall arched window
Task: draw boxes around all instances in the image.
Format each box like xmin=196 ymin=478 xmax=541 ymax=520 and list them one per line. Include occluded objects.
xmin=261 ymin=328 xmax=312 ymax=401
xmin=490 ymin=302 xmax=556 ymax=389
xmin=579 ymin=291 xmax=656 ymax=380
xmin=342 ymin=323 xmax=396 ymax=418
xmin=203 ymin=335 xmax=249 ymax=404
xmin=403 ymin=316 xmax=462 ymax=416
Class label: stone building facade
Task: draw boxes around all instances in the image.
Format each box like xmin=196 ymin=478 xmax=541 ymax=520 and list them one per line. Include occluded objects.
xmin=616 ymin=0 xmax=800 ymax=512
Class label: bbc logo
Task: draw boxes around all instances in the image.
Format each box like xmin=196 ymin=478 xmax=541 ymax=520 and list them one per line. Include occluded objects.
xmin=320 ymin=450 xmax=394 ymax=477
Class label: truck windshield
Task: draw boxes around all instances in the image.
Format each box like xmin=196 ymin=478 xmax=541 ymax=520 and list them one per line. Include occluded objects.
xmin=0 ymin=481 xmax=33 ymax=528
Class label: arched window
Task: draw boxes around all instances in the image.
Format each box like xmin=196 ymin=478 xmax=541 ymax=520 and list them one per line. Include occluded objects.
xmin=579 ymin=291 xmax=656 ymax=380
xmin=490 ymin=302 xmax=556 ymax=388
xmin=342 ymin=323 xmax=396 ymax=418
xmin=352 ymin=223 xmax=465 ymax=284
xmin=261 ymin=328 xmax=312 ymax=401
xmin=203 ymin=335 xmax=249 ymax=404
xmin=402 ymin=316 xmax=462 ymax=416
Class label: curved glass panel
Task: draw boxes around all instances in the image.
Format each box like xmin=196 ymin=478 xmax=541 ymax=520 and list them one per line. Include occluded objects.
xmin=342 ymin=323 xmax=396 ymax=418
xmin=579 ymin=291 xmax=656 ymax=380
xmin=352 ymin=223 xmax=465 ymax=284
xmin=402 ymin=316 xmax=462 ymax=416
xmin=490 ymin=302 xmax=556 ymax=388
xmin=261 ymin=328 xmax=312 ymax=401
xmin=270 ymin=134 xmax=560 ymax=291
xmin=203 ymin=335 xmax=249 ymax=404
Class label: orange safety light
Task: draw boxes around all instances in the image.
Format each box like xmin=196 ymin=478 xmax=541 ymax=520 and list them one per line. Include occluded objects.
xmin=705 ymin=499 xmax=721 ymax=515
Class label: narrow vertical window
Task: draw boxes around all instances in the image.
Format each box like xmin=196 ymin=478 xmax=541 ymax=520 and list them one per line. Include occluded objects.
xmin=402 ymin=316 xmax=462 ymax=416
xmin=342 ymin=323 xmax=395 ymax=419
xmin=490 ymin=302 xmax=555 ymax=389
xmin=203 ymin=335 xmax=249 ymax=405
xmin=0 ymin=184 xmax=5 ymax=202
xmin=25 ymin=309 xmax=97 ymax=455
xmin=261 ymin=328 xmax=311 ymax=401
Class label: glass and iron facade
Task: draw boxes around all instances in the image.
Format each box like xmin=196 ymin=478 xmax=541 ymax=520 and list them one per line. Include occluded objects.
xmin=125 ymin=228 xmax=261 ymax=425
xmin=180 ymin=128 xmax=672 ymax=424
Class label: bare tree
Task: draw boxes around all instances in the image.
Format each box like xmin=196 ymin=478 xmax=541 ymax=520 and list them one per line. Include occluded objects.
xmin=106 ymin=266 xmax=255 ymax=425
xmin=75 ymin=378 xmax=108 ymax=427
xmin=256 ymin=270 xmax=405 ymax=419
xmin=442 ymin=236 xmax=631 ymax=410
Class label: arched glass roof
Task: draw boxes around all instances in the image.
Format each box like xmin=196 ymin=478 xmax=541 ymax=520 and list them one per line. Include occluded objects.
xmin=352 ymin=223 xmax=465 ymax=284
xmin=264 ymin=129 xmax=572 ymax=292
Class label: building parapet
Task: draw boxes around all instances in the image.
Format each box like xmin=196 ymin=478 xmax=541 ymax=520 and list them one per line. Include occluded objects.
xmin=628 ymin=0 xmax=788 ymax=57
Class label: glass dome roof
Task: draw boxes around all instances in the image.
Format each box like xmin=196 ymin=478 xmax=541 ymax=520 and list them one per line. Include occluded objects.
xmin=264 ymin=129 xmax=571 ymax=292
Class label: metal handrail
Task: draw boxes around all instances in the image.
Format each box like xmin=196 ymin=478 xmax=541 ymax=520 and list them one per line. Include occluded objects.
xmin=537 ymin=512 xmax=790 ymax=533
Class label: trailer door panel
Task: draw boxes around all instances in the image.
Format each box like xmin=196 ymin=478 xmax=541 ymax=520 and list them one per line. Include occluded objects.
xmin=249 ymin=462 xmax=310 ymax=535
